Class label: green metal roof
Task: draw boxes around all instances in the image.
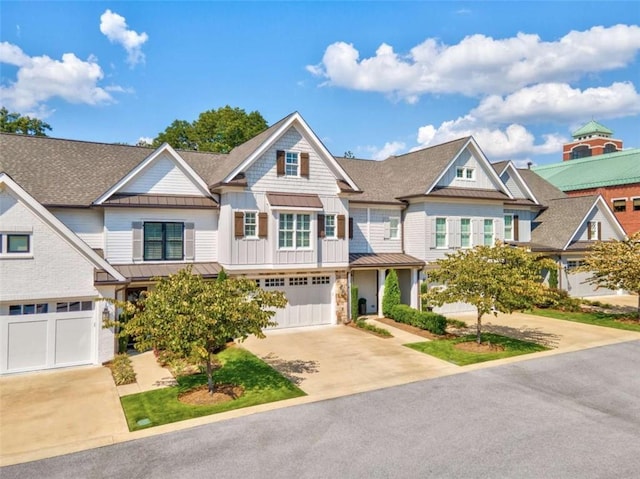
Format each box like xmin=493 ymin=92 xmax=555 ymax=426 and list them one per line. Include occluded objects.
xmin=571 ymin=120 xmax=613 ymax=138
xmin=532 ymin=148 xmax=640 ymax=191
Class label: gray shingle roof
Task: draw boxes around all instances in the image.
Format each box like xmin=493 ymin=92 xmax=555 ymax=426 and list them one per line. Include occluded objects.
xmin=517 ymin=168 xmax=567 ymax=204
xmin=531 ymin=195 xmax=597 ymax=250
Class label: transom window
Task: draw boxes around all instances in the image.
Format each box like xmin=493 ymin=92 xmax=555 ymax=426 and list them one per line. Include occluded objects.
xmin=504 ymin=215 xmax=514 ymax=241
xmin=285 ymin=151 xmax=299 ymax=176
xmin=460 ymin=218 xmax=471 ymax=248
xmin=566 ymin=260 xmax=586 ymax=271
xmin=483 ymin=219 xmax=494 ymax=246
xmin=144 ymin=222 xmax=184 ymax=261
xmin=279 ymin=214 xmax=310 ymax=249
xmin=56 ymin=301 xmax=93 ymax=312
xmin=312 ymin=276 xmax=330 ymax=285
xmin=612 ymin=199 xmax=626 ymax=212
xmin=244 ymin=212 xmax=257 ymax=237
xmin=264 ymin=278 xmax=285 ymax=287
xmin=289 ymin=277 xmax=308 ymax=286
xmin=389 ymin=217 xmax=400 ymax=239
xmin=456 ymin=167 xmax=475 ymax=180
xmin=325 ymin=215 xmax=336 ymax=239
xmin=9 ymin=303 xmax=48 ymax=315
xmin=435 ymin=218 xmax=447 ymax=248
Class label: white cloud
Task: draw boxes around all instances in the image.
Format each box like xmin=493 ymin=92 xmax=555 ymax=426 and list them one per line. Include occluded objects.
xmin=0 ymin=42 xmax=115 ymax=115
xmin=307 ymin=24 xmax=640 ymax=100
xmin=136 ymin=136 xmax=153 ymax=146
xmin=473 ymin=82 xmax=640 ymax=123
xmin=100 ymin=9 xmax=148 ymax=67
xmin=366 ymin=140 xmax=406 ymax=160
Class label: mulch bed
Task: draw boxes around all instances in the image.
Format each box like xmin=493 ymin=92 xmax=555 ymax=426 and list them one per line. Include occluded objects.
xmin=454 ymin=342 xmax=505 ymax=353
xmin=178 ymin=384 xmax=244 ymax=406
xmin=372 ymin=317 xmax=458 ymax=340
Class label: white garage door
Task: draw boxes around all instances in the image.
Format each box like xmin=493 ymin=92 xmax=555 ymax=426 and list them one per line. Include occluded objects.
xmin=1 ymin=311 xmax=95 ymax=374
xmin=262 ymin=275 xmax=334 ymax=329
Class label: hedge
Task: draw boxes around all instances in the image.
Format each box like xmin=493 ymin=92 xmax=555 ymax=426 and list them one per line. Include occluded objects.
xmin=389 ymin=304 xmax=447 ymax=335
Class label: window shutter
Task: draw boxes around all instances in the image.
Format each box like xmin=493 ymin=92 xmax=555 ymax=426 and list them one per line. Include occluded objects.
xmin=587 ymin=222 xmax=592 ymax=240
xmin=473 ymin=219 xmax=482 ymax=246
xmin=449 ymin=218 xmax=460 ymax=248
xmin=337 ymin=214 xmax=346 ymax=239
xmin=234 ymin=211 xmax=244 ymax=238
xmin=258 ymin=212 xmax=268 ymax=238
xmin=383 ymin=217 xmax=391 ymax=240
xmin=276 ymin=150 xmax=285 ymax=176
xmin=301 ymin=152 xmax=310 ymax=178
xmin=318 ymin=214 xmax=325 ymax=238
xmin=514 ymin=215 xmax=520 ymax=241
xmin=184 ymin=222 xmax=195 ymax=260
xmin=597 ymin=221 xmax=602 ymax=240
xmin=132 ymin=222 xmax=143 ymax=261
xmin=430 ymin=218 xmax=437 ymax=249
xmin=348 ymin=217 xmax=354 ymax=239
xmin=494 ymin=218 xmax=501 ymax=242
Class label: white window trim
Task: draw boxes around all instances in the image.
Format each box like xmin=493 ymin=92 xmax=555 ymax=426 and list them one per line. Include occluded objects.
xmin=285 ymin=151 xmax=300 ymax=177
xmin=504 ymin=214 xmax=514 ymax=241
xmin=483 ymin=218 xmax=495 ymax=246
xmin=324 ymin=214 xmax=337 ymax=240
xmin=632 ymin=196 xmax=640 ymax=212
xmin=435 ymin=217 xmax=448 ymax=249
xmin=0 ymin=231 xmax=34 ymax=259
xmin=460 ymin=218 xmax=472 ymax=249
xmin=456 ymin=166 xmax=475 ymax=181
xmin=243 ymin=211 xmax=259 ymax=239
xmin=278 ymin=212 xmax=313 ymax=251
xmin=588 ymin=221 xmax=599 ymax=241
xmin=389 ymin=216 xmax=400 ymax=240
xmin=611 ymin=197 xmax=627 ymax=213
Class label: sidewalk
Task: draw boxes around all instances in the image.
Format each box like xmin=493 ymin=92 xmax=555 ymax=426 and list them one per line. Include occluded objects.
xmin=116 ymin=351 xmax=177 ymax=397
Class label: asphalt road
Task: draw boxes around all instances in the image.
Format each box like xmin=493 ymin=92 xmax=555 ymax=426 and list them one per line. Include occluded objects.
xmin=4 ymin=340 xmax=640 ymax=479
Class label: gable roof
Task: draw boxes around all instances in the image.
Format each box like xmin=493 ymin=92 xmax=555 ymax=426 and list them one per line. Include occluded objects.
xmin=493 ymin=161 xmax=540 ymax=205
xmin=0 ymin=172 xmax=127 ymax=283
xmin=532 ymin=148 xmax=640 ymax=192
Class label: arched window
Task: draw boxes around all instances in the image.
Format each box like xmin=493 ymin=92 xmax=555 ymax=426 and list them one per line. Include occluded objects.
xmin=571 ymin=145 xmax=591 ymax=159
xmin=603 ymin=143 xmax=618 ymax=154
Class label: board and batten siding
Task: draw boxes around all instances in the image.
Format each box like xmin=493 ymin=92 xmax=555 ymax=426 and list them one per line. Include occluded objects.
xmin=572 ymin=206 xmax=618 ymax=243
xmin=246 ymin=127 xmax=340 ymax=195
xmin=119 ymin=153 xmax=204 ymax=196
xmin=436 ymin=148 xmax=503 ymax=191
xmin=0 ymin=190 xmax=101 ymax=302
xmin=50 ymin=208 xmax=104 ymax=250
xmin=104 ymin=207 xmax=217 ymax=264
xmin=500 ymin=171 xmax=529 ymax=199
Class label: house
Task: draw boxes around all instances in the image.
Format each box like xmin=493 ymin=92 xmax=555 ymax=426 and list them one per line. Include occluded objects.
xmin=533 ymin=121 xmax=640 ymax=234
xmin=0 ymin=112 xmax=626 ymax=374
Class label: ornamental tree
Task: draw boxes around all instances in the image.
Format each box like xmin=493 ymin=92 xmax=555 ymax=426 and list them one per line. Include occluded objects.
xmin=424 ymin=243 xmax=555 ymax=343
xmin=114 ymin=267 xmax=287 ymax=393
xmin=382 ymin=269 xmax=401 ymax=317
xmin=578 ymin=232 xmax=640 ymax=314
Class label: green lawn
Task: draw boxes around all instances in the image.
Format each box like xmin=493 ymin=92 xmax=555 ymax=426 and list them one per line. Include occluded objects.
xmin=530 ymin=308 xmax=640 ymax=332
xmin=120 ymin=347 xmax=305 ymax=431
xmin=405 ymin=333 xmax=549 ymax=366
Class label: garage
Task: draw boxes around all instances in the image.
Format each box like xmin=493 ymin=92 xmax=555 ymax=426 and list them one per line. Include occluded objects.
xmin=0 ymin=307 xmax=96 ymax=374
xmin=259 ymin=275 xmax=334 ymax=329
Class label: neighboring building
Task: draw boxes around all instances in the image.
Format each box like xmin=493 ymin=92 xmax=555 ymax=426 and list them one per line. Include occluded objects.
xmin=0 ymin=112 xmax=626 ymax=374
xmin=534 ymin=120 xmax=640 ymax=234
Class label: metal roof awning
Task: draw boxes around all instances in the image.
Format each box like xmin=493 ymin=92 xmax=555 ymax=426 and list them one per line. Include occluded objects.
xmin=266 ymin=192 xmax=323 ymax=209
xmin=102 ymin=194 xmax=218 ymax=209
xmin=349 ymin=253 xmax=425 ymax=269
xmin=112 ymin=262 xmax=222 ymax=282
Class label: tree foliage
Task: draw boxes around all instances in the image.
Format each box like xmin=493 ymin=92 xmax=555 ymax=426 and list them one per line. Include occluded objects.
xmin=424 ymin=243 xmax=555 ymax=343
xmin=112 ymin=267 xmax=287 ymax=392
xmin=153 ymin=105 xmax=268 ymax=153
xmin=0 ymin=107 xmax=52 ymax=136
xmin=578 ymin=232 xmax=640 ymax=313
xmin=382 ymin=269 xmax=401 ymax=317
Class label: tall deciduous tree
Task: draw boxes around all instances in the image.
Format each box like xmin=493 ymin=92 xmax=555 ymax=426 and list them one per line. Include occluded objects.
xmin=382 ymin=269 xmax=401 ymax=317
xmin=0 ymin=107 xmax=52 ymax=136
xmin=153 ymin=105 xmax=268 ymax=153
xmin=114 ymin=267 xmax=287 ymax=393
xmin=579 ymin=232 xmax=640 ymax=314
xmin=425 ymin=243 xmax=555 ymax=343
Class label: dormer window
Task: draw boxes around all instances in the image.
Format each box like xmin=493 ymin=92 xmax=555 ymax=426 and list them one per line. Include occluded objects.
xmin=456 ymin=167 xmax=475 ymax=181
xmin=285 ymin=152 xmax=299 ymax=176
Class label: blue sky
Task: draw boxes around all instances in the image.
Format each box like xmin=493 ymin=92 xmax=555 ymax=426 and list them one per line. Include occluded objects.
xmin=1 ymin=1 xmax=639 ymax=166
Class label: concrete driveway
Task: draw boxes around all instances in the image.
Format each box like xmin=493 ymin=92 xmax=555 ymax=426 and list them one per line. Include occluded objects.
xmin=0 ymin=366 xmax=128 ymax=466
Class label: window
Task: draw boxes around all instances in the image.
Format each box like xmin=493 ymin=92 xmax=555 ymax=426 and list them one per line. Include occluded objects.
xmin=56 ymin=301 xmax=93 ymax=312
xmin=612 ymin=199 xmax=626 ymax=213
xmin=144 ymin=222 xmax=184 ymax=260
xmin=8 ymin=303 xmax=48 ymax=315
xmin=456 ymin=167 xmax=475 ymax=180
xmin=603 ymin=144 xmax=618 ymax=154
xmin=504 ymin=215 xmax=514 ymax=241
xmin=435 ymin=218 xmax=447 ymax=248
xmin=312 ymin=276 xmax=330 ymax=285
xmin=571 ymin=145 xmax=591 ymax=159
xmin=634 ymin=198 xmax=640 ymax=211
xmin=483 ymin=219 xmax=494 ymax=246
xmin=264 ymin=278 xmax=285 ymax=287
xmin=389 ymin=217 xmax=400 ymax=239
xmin=7 ymin=234 xmax=30 ymax=253
xmin=285 ymin=151 xmax=299 ymax=176
xmin=289 ymin=277 xmax=308 ymax=286
xmin=244 ymin=212 xmax=257 ymax=237
xmin=325 ymin=215 xmax=336 ymax=239
xmin=460 ymin=218 xmax=471 ymax=248
xmin=566 ymin=260 xmax=586 ymax=271
xmin=588 ymin=221 xmax=600 ymax=241
xmin=278 ymin=214 xmax=310 ymax=249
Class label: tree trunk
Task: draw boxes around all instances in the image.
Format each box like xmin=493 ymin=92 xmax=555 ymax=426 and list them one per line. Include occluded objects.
xmin=206 ymin=353 xmax=214 ymax=394
xmin=476 ymin=313 xmax=482 ymax=344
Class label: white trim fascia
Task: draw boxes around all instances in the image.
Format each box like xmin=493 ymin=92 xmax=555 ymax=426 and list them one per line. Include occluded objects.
xmin=424 ymin=137 xmax=514 ymax=199
xmin=502 ymin=162 xmax=540 ymax=204
xmin=94 ymin=143 xmax=213 ymax=205
xmin=0 ymin=173 xmax=126 ymax=283
xmin=562 ymin=195 xmax=626 ymax=250
xmin=223 ymin=113 xmax=361 ymax=192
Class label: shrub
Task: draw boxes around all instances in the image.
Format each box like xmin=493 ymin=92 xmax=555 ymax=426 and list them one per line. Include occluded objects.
xmin=537 ymin=288 xmax=582 ymax=312
xmin=351 ymin=284 xmax=359 ymax=321
xmin=389 ymin=304 xmax=447 ymax=335
xmin=109 ymin=353 xmax=136 ymax=385
xmin=548 ymin=268 xmax=559 ymax=289
xmin=382 ymin=269 xmax=401 ymax=317
xmin=354 ymin=319 xmax=392 ymax=337
xmin=389 ymin=304 xmax=413 ymax=323
xmin=446 ymin=318 xmax=467 ymax=329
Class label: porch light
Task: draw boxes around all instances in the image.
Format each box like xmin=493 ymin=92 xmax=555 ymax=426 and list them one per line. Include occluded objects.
xmin=102 ymin=305 xmax=111 ymax=322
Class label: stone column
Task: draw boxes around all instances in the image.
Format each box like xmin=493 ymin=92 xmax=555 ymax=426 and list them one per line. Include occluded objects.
xmin=334 ymin=270 xmax=349 ymax=324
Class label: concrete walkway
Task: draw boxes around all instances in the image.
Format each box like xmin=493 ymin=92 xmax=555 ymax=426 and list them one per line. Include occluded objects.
xmin=116 ymin=351 xmax=177 ymax=397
